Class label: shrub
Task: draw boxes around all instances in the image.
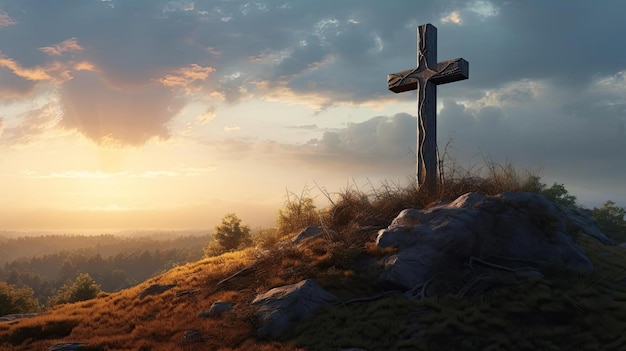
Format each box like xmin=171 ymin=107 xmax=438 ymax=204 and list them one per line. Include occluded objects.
xmin=522 ymin=176 xmax=577 ymax=207
xmin=254 ymin=228 xmax=285 ymax=251
xmin=47 ymin=273 xmax=101 ymax=307
xmin=0 ymin=282 xmax=39 ymax=315
xmin=205 ymin=213 xmax=252 ymax=257
xmin=277 ymin=189 xmax=319 ymax=235
xmin=592 ymin=200 xmax=626 ymax=243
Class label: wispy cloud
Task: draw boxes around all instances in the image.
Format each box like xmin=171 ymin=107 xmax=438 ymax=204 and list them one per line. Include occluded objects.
xmin=39 ymin=38 xmax=84 ymax=56
xmin=284 ymin=124 xmax=318 ymax=130
xmin=0 ymin=103 xmax=62 ymax=144
xmin=224 ymin=126 xmax=241 ymax=132
xmin=158 ymin=64 xmax=215 ymax=94
xmin=196 ymin=105 xmax=217 ymax=125
xmin=0 ymin=54 xmax=55 ymax=81
xmin=0 ymin=11 xmax=17 ymax=27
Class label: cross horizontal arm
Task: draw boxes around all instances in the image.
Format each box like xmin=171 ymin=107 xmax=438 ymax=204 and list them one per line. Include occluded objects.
xmin=431 ymin=58 xmax=469 ymax=85
xmin=387 ymin=58 xmax=469 ymax=93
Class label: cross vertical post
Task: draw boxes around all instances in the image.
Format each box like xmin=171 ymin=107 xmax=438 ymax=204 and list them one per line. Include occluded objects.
xmin=387 ymin=23 xmax=469 ymax=193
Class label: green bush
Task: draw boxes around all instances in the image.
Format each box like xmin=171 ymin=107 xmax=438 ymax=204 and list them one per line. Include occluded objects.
xmin=0 ymin=281 xmax=39 ymax=315
xmin=592 ymin=200 xmax=626 ymax=243
xmin=205 ymin=213 xmax=252 ymax=257
xmin=47 ymin=273 xmax=100 ymax=307
xmin=524 ymin=176 xmax=577 ymax=207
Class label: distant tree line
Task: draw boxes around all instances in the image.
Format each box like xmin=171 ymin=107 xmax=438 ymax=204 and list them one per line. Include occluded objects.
xmin=0 ymin=234 xmax=210 ymax=313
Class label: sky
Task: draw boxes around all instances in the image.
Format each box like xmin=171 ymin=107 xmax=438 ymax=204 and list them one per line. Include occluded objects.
xmin=0 ymin=0 xmax=625 ymax=232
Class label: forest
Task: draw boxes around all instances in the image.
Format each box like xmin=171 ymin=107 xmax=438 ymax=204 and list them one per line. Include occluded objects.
xmin=0 ymin=233 xmax=210 ymax=312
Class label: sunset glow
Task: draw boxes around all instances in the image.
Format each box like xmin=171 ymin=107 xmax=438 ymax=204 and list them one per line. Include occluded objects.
xmin=1 ymin=1 xmax=625 ymax=232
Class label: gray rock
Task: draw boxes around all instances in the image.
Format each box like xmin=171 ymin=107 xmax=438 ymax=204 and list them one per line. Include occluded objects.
xmin=139 ymin=284 xmax=176 ymax=299
xmin=376 ymin=192 xmax=602 ymax=292
xmin=0 ymin=313 xmax=38 ymax=322
xmin=199 ymin=301 xmax=233 ymax=318
xmin=561 ymin=206 xmax=613 ymax=245
xmin=252 ymin=279 xmax=339 ymax=338
xmin=292 ymin=226 xmax=335 ymax=244
xmin=48 ymin=343 xmax=83 ymax=351
xmin=183 ymin=329 xmax=205 ymax=343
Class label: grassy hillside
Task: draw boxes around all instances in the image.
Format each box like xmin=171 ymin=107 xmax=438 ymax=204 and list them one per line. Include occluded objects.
xmin=2 ymin=165 xmax=626 ymax=350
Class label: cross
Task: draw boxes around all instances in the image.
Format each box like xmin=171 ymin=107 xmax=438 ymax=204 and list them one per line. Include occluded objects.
xmin=388 ymin=23 xmax=468 ymax=193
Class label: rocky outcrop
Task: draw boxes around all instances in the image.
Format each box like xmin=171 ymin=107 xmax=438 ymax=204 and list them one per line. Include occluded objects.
xmin=376 ymin=192 xmax=610 ymax=293
xmin=252 ymin=279 xmax=339 ymax=338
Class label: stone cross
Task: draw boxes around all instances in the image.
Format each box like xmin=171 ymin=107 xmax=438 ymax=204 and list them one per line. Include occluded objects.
xmin=388 ymin=23 xmax=468 ymax=192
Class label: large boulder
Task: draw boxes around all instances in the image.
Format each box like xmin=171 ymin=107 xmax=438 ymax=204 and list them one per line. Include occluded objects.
xmin=252 ymin=279 xmax=339 ymax=338
xmin=376 ymin=192 xmax=609 ymax=292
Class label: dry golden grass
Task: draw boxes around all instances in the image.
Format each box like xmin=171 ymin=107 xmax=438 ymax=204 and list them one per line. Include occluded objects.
xmin=0 ymin=227 xmax=374 ymax=351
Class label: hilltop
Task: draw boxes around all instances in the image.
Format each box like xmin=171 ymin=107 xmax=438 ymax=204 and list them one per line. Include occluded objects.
xmin=1 ymin=167 xmax=626 ymax=350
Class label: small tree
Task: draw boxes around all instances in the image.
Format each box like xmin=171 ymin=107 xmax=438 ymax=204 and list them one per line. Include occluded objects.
xmin=48 ymin=273 xmax=101 ymax=307
xmin=541 ymin=183 xmax=577 ymax=207
xmin=205 ymin=213 xmax=252 ymax=257
xmin=0 ymin=282 xmax=39 ymax=315
xmin=592 ymin=200 xmax=626 ymax=243
xmin=524 ymin=176 xmax=577 ymax=207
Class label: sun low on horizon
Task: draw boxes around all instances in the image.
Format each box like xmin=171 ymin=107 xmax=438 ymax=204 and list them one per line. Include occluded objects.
xmin=1 ymin=1 xmax=625 ymax=233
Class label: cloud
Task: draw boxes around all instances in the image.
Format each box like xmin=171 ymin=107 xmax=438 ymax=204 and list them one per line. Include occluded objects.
xmin=59 ymin=71 xmax=184 ymax=146
xmin=441 ymin=11 xmax=462 ymax=25
xmin=466 ymin=1 xmax=499 ymax=19
xmin=158 ymin=64 xmax=216 ymax=94
xmin=0 ymin=0 xmax=625 ymax=203
xmin=0 ymin=11 xmax=17 ymax=27
xmin=284 ymin=124 xmax=318 ymax=130
xmin=196 ymin=105 xmax=217 ymax=125
xmin=0 ymin=103 xmax=62 ymax=144
xmin=0 ymin=67 xmax=37 ymax=99
xmin=252 ymin=114 xmax=418 ymax=170
xmin=39 ymin=38 xmax=83 ymax=56
xmin=0 ymin=53 xmax=55 ymax=82
xmin=224 ymin=126 xmax=241 ymax=132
